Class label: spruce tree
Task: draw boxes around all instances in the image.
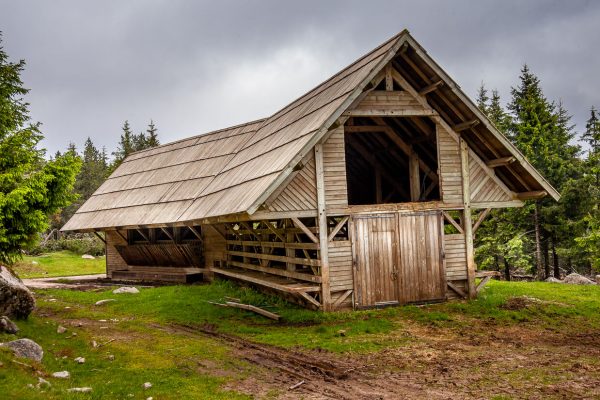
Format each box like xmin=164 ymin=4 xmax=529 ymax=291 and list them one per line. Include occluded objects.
xmin=145 ymin=120 xmax=159 ymax=147
xmin=0 ymin=33 xmax=80 ymax=263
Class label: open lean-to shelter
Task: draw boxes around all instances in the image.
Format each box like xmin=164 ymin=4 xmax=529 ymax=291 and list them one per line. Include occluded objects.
xmin=62 ymin=30 xmax=559 ymax=311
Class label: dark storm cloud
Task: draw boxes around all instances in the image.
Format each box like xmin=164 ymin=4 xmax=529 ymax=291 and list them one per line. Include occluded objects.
xmin=0 ymin=0 xmax=598 ymax=155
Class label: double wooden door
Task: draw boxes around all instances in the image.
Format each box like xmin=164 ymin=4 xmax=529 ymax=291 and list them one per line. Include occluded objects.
xmin=351 ymin=211 xmax=446 ymax=307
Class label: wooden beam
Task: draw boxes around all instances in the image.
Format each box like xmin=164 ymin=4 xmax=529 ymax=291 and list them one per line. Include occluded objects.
xmin=461 ymin=139 xmax=477 ymax=299
xmin=342 ymin=109 xmax=437 ymax=117
xmin=447 ymin=281 xmax=467 ymax=299
xmin=225 ymin=301 xmax=280 ymax=320
xmin=385 ymin=64 xmax=393 ymax=91
xmin=315 ymin=143 xmax=332 ymax=311
xmin=115 ymin=230 xmax=128 ymax=243
xmin=160 ymin=227 xmax=174 ymax=241
xmin=227 ymin=251 xmax=320 ymax=268
xmin=419 ymin=80 xmax=444 ymax=95
xmin=486 ymin=156 xmax=516 ymax=168
xmin=227 ymin=261 xmax=322 ymax=283
xmin=442 ymin=211 xmax=464 ymax=234
xmin=188 ymin=226 xmax=203 ymax=241
xmin=263 ymin=221 xmax=285 ymax=242
xmin=211 ymin=267 xmax=320 ymax=294
xmin=375 ymin=169 xmax=382 ymax=203
xmin=290 ymin=217 xmax=319 ymax=244
xmin=409 ymin=148 xmax=420 ymax=201
xmin=515 ymin=190 xmax=547 ymax=200
xmin=299 ymin=292 xmax=322 ymax=309
xmin=328 ymin=217 xmax=349 ymax=242
xmin=332 ymin=289 xmax=353 ymax=309
xmin=453 ymin=120 xmax=480 ymax=132
xmin=472 ymin=208 xmax=491 ymax=234
xmin=93 ymin=231 xmax=106 ymax=244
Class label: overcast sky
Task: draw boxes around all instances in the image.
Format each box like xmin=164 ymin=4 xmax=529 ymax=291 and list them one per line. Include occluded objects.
xmin=0 ymin=0 xmax=598 ymax=156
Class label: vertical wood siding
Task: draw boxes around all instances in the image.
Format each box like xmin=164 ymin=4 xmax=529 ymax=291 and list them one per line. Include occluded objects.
xmin=203 ymin=225 xmax=227 ymax=271
xmin=444 ymin=233 xmax=468 ymax=299
xmin=437 ymin=125 xmax=463 ymax=204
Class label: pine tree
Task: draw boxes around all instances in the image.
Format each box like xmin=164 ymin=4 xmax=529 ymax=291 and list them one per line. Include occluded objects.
xmin=145 ymin=120 xmax=159 ymax=147
xmin=113 ymin=120 xmax=134 ymax=162
xmin=0 ymin=32 xmax=80 ymax=263
xmin=476 ymin=82 xmax=489 ymax=114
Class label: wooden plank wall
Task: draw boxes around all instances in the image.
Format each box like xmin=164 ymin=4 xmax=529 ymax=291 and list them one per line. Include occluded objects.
xmin=106 ymin=231 xmax=128 ymax=278
xmin=353 ymin=90 xmax=423 ymax=112
xmin=437 ymin=125 xmax=463 ymax=205
xmin=329 ymin=240 xmax=353 ymax=308
xmin=444 ymin=233 xmax=468 ymax=299
xmin=203 ymin=225 xmax=226 ymax=275
xmin=267 ymin=154 xmax=317 ymax=212
xmin=323 ymin=126 xmax=348 ymax=213
xmin=469 ymin=155 xmax=513 ymax=203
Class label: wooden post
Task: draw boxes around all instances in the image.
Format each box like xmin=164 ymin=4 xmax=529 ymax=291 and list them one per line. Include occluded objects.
xmin=409 ymin=147 xmax=420 ymax=201
xmin=315 ymin=143 xmax=332 ymax=311
xmin=285 ymin=220 xmax=295 ymax=272
xmin=375 ymin=169 xmax=382 ymax=203
xmin=460 ymin=139 xmax=476 ymax=298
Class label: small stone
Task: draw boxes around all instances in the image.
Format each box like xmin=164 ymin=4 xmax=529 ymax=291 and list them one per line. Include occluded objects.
xmin=64 ymin=306 xmax=71 ymax=309
xmin=0 ymin=316 xmax=19 ymax=334
xmin=74 ymin=357 xmax=85 ymax=364
xmin=37 ymin=377 xmax=51 ymax=388
xmin=51 ymin=370 xmax=70 ymax=379
xmin=143 ymin=382 xmax=152 ymax=389
xmin=0 ymin=338 xmax=43 ymax=361
xmin=31 ymin=261 xmax=38 ymax=265
xmin=57 ymin=325 xmax=67 ymax=334
xmin=98 ymin=319 xmax=107 ymax=322
xmin=595 ymin=275 xmax=600 ymax=285
xmin=68 ymin=387 xmax=92 ymax=393
xmin=545 ymin=277 xmax=562 ymax=283
xmin=81 ymin=254 xmax=95 ymax=259
xmin=48 ymin=299 xmax=57 ymax=302
xmin=91 ymin=340 xmax=98 ymax=348
xmin=107 ymin=354 xmax=115 ymax=361
xmin=147 ymin=397 xmax=153 ymax=400
xmin=95 ymin=299 xmax=115 ymax=306
xmin=337 ymin=329 xmax=346 ymax=337
xmin=113 ymin=286 xmax=139 ymax=294
xmin=27 ymin=383 xmax=35 ymax=389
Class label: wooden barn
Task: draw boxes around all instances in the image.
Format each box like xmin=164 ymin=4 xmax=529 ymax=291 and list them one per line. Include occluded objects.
xmin=62 ymin=30 xmax=559 ymax=310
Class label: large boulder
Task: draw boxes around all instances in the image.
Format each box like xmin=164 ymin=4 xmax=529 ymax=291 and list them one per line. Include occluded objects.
xmin=0 ymin=266 xmax=35 ymax=319
xmin=0 ymin=338 xmax=43 ymax=361
xmin=563 ymin=273 xmax=596 ymax=285
xmin=0 ymin=316 xmax=19 ymax=334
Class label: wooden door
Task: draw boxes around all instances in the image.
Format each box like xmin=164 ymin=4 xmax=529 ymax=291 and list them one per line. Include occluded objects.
xmin=352 ymin=210 xmax=445 ymax=308
xmin=352 ymin=214 xmax=399 ymax=307
xmin=396 ymin=211 xmax=446 ymax=303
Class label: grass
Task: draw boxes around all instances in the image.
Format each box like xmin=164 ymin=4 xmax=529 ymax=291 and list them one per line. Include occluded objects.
xmin=11 ymin=251 xmax=105 ymax=279
xmin=1 ymin=277 xmax=599 ymax=399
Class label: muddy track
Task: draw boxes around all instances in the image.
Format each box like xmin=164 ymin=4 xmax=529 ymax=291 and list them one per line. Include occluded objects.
xmin=151 ymin=322 xmax=429 ymax=399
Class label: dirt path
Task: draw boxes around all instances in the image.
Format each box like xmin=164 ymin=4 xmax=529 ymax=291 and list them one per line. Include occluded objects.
xmin=156 ymin=322 xmax=600 ymax=399
xmin=23 ymin=274 xmax=107 ymax=289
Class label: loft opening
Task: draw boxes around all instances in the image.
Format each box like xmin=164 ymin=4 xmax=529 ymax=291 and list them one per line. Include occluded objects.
xmin=344 ymin=116 xmax=440 ymax=205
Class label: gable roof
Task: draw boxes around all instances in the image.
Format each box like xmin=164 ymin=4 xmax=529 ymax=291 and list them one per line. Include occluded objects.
xmin=62 ymin=30 xmax=558 ymax=232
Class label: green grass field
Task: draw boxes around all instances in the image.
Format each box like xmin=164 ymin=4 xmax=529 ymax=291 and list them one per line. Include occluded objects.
xmin=11 ymin=251 xmax=105 ymax=279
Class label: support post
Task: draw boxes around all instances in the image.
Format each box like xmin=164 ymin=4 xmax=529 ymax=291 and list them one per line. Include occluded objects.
xmin=409 ymin=147 xmax=420 ymax=201
xmin=460 ymin=139 xmax=476 ymax=298
xmin=315 ymin=143 xmax=332 ymax=311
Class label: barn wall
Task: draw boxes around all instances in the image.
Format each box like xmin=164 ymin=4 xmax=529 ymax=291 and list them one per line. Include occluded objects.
xmin=267 ymin=154 xmax=317 ymax=212
xmin=444 ymin=233 xmax=468 ymax=299
xmin=106 ymin=231 xmax=128 ymax=278
xmin=323 ymin=126 xmax=348 ymax=213
xmin=329 ymin=240 xmax=353 ymax=309
xmin=437 ymin=125 xmax=463 ymax=205
xmin=469 ymin=154 xmax=513 ymax=203
xmin=203 ymin=225 xmax=227 ymax=273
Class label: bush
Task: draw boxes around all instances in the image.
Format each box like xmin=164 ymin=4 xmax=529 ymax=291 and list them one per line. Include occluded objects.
xmin=28 ymin=234 xmax=105 ymax=256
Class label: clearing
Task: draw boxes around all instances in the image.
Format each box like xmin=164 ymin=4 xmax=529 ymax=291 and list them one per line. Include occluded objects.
xmin=11 ymin=251 xmax=105 ymax=279
xmin=1 ymin=279 xmax=599 ymax=399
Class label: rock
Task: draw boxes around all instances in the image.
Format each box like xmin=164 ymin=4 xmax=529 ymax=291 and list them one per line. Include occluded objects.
xmin=51 ymin=370 xmax=70 ymax=379
xmin=57 ymin=325 xmax=67 ymax=334
xmin=336 ymin=329 xmax=346 ymax=337
xmin=596 ymin=275 xmax=600 ymax=285
xmin=563 ymin=273 xmax=595 ymax=285
xmin=74 ymin=357 xmax=85 ymax=364
xmin=545 ymin=277 xmax=562 ymax=283
xmin=0 ymin=338 xmax=43 ymax=361
xmin=95 ymin=299 xmax=115 ymax=306
xmin=143 ymin=382 xmax=152 ymax=389
xmin=68 ymin=387 xmax=92 ymax=393
xmin=147 ymin=397 xmax=153 ymax=400
xmin=113 ymin=286 xmax=139 ymax=294
xmin=0 ymin=265 xmax=36 ymax=319
xmin=107 ymin=354 xmax=115 ymax=361
xmin=31 ymin=261 xmax=38 ymax=265
xmin=81 ymin=254 xmax=95 ymax=259
xmin=0 ymin=316 xmax=19 ymax=334
xmin=37 ymin=377 xmax=51 ymax=388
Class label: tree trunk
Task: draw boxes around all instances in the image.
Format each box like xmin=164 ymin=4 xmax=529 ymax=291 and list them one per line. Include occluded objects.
xmin=534 ymin=202 xmax=543 ymax=280
xmin=543 ymin=237 xmax=550 ymax=279
xmin=552 ymin=239 xmax=560 ymax=278
xmin=502 ymin=256 xmax=511 ymax=281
